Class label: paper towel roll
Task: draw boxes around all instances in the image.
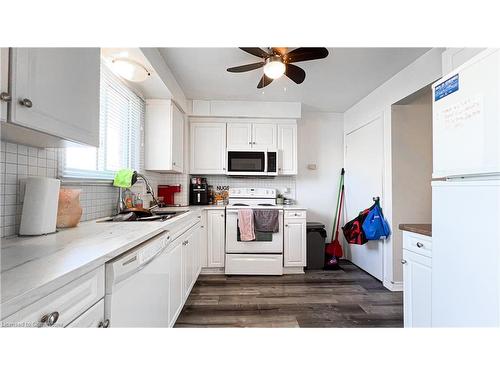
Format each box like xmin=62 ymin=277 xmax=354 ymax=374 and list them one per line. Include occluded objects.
xmin=19 ymin=177 xmax=61 ymax=236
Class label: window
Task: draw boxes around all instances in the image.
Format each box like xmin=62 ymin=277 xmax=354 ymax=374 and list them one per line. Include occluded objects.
xmin=63 ymin=63 xmax=144 ymax=180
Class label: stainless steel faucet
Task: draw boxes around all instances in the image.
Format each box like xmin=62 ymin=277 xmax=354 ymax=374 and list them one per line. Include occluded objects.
xmin=117 ymin=171 xmax=159 ymax=213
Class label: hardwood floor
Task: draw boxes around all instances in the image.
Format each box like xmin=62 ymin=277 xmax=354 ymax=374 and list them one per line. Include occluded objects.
xmin=175 ymin=260 xmax=403 ymax=328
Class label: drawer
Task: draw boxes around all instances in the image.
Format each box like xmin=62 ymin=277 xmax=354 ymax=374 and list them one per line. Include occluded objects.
xmin=67 ymin=299 xmax=105 ymax=328
xmin=284 ymin=210 xmax=306 ymax=219
xmin=403 ymin=232 xmax=432 ymax=258
xmin=2 ymin=266 xmax=105 ymax=328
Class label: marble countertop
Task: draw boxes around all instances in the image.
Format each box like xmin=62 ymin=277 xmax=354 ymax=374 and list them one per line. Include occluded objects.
xmin=0 ymin=210 xmax=197 ymax=319
xmin=398 ymin=223 xmax=432 ymax=237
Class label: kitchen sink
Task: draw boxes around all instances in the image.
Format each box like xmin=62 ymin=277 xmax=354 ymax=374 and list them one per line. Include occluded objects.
xmin=97 ymin=210 xmax=189 ymax=223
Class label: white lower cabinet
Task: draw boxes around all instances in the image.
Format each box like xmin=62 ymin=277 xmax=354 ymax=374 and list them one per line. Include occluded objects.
xmin=284 ymin=211 xmax=307 ymax=268
xmin=67 ymin=299 xmax=105 ymax=328
xmin=402 ymin=232 xmax=432 ymax=328
xmin=2 ymin=266 xmax=105 ymax=328
xmin=206 ymin=210 xmax=225 ymax=268
xmin=168 ymin=240 xmax=184 ymax=327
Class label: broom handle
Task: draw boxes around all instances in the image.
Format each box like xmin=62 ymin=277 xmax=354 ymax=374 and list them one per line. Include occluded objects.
xmin=336 ymin=185 xmax=344 ymax=233
xmin=331 ymin=169 xmax=345 ymax=241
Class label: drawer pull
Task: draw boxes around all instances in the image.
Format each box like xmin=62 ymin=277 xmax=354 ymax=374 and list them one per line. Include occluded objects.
xmin=41 ymin=311 xmax=59 ymax=326
xmin=401 ymin=259 xmax=407 ymax=264
xmin=416 ymin=242 xmax=424 ymax=248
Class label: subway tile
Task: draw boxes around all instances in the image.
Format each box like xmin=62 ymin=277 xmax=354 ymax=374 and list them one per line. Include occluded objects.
xmin=28 ymin=166 xmax=38 ymax=175
xmin=17 ymin=144 xmax=28 ymax=155
xmin=5 ymin=163 xmax=17 ymax=174
xmin=4 ymin=184 xmax=17 ymax=195
xmin=4 ymin=195 xmax=17 ymax=205
xmin=38 ymin=149 xmax=47 ymax=159
xmin=4 ymin=174 xmax=17 ymax=184
xmin=28 ymin=147 xmax=38 ymax=157
xmin=28 ymin=156 xmax=37 ymax=166
xmin=5 ymin=153 xmax=17 ymax=164
xmin=17 ymin=165 xmax=28 ymax=176
xmin=17 ymin=155 xmax=28 ymax=165
xmin=37 ymin=167 xmax=47 ymax=176
xmin=6 ymin=143 xmax=17 ymax=153
xmin=37 ymin=158 xmax=47 ymax=167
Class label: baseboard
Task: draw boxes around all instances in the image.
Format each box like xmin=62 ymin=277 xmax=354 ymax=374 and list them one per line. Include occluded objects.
xmin=283 ymin=266 xmax=305 ymax=274
xmin=200 ymin=267 xmax=225 ymax=274
xmin=383 ymin=280 xmax=403 ymax=292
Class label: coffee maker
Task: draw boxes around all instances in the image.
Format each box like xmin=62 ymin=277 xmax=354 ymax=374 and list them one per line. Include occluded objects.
xmin=190 ymin=177 xmax=209 ymax=205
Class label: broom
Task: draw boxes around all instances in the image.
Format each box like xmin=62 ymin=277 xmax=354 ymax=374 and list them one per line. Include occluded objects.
xmin=326 ymin=169 xmax=344 ymax=257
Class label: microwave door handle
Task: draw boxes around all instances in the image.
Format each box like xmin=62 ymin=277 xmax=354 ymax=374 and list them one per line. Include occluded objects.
xmin=264 ymin=151 xmax=268 ymax=174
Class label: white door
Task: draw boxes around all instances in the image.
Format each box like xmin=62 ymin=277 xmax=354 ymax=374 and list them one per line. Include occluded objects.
xmin=402 ymin=250 xmax=432 ymax=327
xmin=432 ymin=180 xmax=500 ymax=327
xmin=190 ymin=122 xmax=227 ymax=174
xmin=278 ymin=124 xmax=297 ymax=175
xmin=252 ymin=123 xmax=277 ymax=149
xmin=171 ymin=103 xmax=184 ymax=172
xmin=9 ymin=48 xmax=100 ymax=147
xmin=344 ymin=116 xmax=384 ymax=280
xmin=0 ymin=48 xmax=8 ymax=123
xmin=284 ymin=218 xmax=306 ymax=266
xmin=207 ymin=210 xmax=225 ymax=267
xmin=227 ymin=122 xmax=252 ymax=149
xmin=168 ymin=241 xmax=183 ymax=327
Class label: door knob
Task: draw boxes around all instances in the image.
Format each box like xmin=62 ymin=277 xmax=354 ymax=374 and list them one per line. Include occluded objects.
xmin=0 ymin=92 xmax=12 ymax=102
xmin=19 ymin=98 xmax=33 ymax=108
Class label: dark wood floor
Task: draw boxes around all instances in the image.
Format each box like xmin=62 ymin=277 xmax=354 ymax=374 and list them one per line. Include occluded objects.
xmin=175 ymin=260 xmax=403 ymax=328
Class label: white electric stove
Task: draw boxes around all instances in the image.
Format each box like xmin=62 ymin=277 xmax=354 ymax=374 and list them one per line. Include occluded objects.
xmin=225 ymin=188 xmax=284 ymax=275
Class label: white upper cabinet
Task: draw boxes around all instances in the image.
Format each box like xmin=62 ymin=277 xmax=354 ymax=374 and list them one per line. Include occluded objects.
xmin=227 ymin=122 xmax=252 ymax=149
xmin=0 ymin=48 xmax=8 ymax=123
xmin=252 ymin=123 xmax=277 ymax=149
xmin=190 ymin=122 xmax=226 ymax=174
xmin=278 ymin=123 xmax=297 ymax=175
xmin=145 ymin=99 xmax=184 ymax=173
xmin=227 ymin=122 xmax=277 ymax=150
xmin=8 ymin=48 xmax=100 ymax=147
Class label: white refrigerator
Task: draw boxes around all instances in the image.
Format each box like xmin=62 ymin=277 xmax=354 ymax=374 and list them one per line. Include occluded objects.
xmin=432 ymin=49 xmax=500 ymax=327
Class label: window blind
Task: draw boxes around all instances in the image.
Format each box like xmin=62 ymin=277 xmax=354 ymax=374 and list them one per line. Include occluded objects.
xmin=63 ymin=63 xmax=144 ymax=180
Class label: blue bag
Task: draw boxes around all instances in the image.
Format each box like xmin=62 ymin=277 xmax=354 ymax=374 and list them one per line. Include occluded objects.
xmin=362 ymin=204 xmax=391 ymax=240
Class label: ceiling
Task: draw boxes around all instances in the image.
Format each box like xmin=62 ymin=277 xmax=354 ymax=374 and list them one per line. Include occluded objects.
xmin=159 ymin=48 xmax=431 ymax=112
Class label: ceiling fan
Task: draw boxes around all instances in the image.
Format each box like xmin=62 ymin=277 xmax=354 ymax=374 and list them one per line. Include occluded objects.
xmin=227 ymin=47 xmax=329 ymax=88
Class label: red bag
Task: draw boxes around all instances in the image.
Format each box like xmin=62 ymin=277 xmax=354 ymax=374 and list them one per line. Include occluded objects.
xmin=342 ymin=206 xmax=372 ymax=245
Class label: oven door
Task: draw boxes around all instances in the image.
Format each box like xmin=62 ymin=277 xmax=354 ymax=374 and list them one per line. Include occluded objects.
xmin=227 ymin=150 xmax=267 ymax=175
xmin=225 ymin=208 xmax=283 ymax=253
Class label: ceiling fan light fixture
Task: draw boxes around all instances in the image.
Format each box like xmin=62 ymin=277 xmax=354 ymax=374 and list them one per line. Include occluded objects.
xmin=263 ymin=56 xmax=285 ymax=79
xmin=111 ymin=58 xmax=151 ymax=82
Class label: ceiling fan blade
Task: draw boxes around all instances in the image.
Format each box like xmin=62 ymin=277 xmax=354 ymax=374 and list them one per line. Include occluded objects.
xmin=227 ymin=62 xmax=265 ymax=73
xmin=284 ymin=64 xmax=306 ymax=84
xmin=239 ymin=47 xmax=270 ymax=59
xmin=284 ymin=47 xmax=329 ymax=63
xmin=257 ymin=75 xmax=273 ymax=89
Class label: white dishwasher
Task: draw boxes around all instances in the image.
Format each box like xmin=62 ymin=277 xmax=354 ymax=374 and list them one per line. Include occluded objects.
xmin=105 ymin=231 xmax=171 ymax=327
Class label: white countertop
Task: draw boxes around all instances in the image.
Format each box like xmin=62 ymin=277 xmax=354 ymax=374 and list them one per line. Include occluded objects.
xmin=0 ymin=210 xmax=197 ymax=319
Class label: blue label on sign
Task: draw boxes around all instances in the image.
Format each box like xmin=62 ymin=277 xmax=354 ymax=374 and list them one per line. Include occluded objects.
xmin=435 ymin=74 xmax=459 ymax=101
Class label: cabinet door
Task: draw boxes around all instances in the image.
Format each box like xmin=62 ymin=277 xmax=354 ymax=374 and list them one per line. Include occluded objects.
xmin=0 ymin=48 xmax=8 ymax=123
xmin=171 ymin=103 xmax=184 ymax=172
xmin=67 ymin=299 xmax=105 ymax=328
xmin=207 ymin=211 xmax=225 ymax=267
xmin=278 ymin=124 xmax=297 ymax=175
xmin=284 ymin=218 xmax=306 ymax=267
xmin=227 ymin=122 xmax=252 ymax=149
xmin=190 ymin=122 xmax=227 ymax=174
xmin=9 ymin=48 xmax=100 ymax=147
xmin=252 ymin=123 xmax=277 ymax=149
xmin=402 ymin=249 xmax=432 ymax=328
xmin=199 ymin=211 xmax=208 ymax=268
xmin=168 ymin=241 xmax=183 ymax=327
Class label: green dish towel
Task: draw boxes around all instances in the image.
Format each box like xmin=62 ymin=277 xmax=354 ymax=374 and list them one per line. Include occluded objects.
xmin=113 ymin=169 xmax=134 ymax=188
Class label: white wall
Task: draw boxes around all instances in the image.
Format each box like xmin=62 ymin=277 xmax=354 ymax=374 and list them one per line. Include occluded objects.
xmin=343 ymin=48 xmax=445 ymax=290
xmin=391 ymin=89 xmax=433 ymax=282
xmin=296 ymin=112 xmax=344 ymax=241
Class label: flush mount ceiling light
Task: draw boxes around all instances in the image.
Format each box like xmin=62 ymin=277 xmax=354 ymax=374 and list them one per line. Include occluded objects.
xmin=263 ymin=56 xmax=286 ymax=79
xmin=111 ymin=58 xmax=151 ymax=82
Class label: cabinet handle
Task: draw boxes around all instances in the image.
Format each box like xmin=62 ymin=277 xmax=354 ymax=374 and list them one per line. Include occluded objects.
xmin=99 ymin=319 xmax=110 ymax=328
xmin=252 ymin=142 xmax=256 ymax=145
xmin=221 ymin=214 xmax=224 ymax=218
xmin=173 ymin=162 xmax=176 ymax=166
xmin=248 ymin=141 xmax=252 ymax=144
xmin=401 ymin=259 xmax=407 ymax=264
xmin=416 ymin=242 xmax=424 ymax=248
xmin=285 ymin=224 xmax=289 ymax=227
xmin=40 ymin=311 xmax=59 ymax=326
xmin=0 ymin=92 xmax=12 ymax=102
xmin=19 ymin=98 xmax=33 ymax=108
xmin=223 ymin=168 xmax=226 ymax=171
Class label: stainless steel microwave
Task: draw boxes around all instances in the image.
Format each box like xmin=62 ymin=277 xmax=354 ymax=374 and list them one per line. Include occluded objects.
xmin=226 ymin=150 xmax=278 ymax=176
